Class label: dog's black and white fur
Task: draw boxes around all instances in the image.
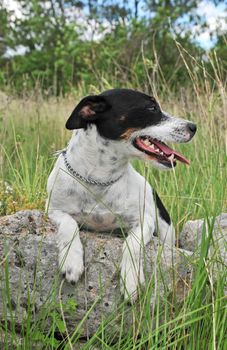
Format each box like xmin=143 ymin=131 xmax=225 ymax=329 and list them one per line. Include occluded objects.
xmin=47 ymin=89 xmax=196 ymax=300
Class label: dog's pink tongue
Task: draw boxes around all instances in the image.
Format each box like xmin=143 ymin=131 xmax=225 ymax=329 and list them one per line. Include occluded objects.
xmin=154 ymin=140 xmax=190 ymax=165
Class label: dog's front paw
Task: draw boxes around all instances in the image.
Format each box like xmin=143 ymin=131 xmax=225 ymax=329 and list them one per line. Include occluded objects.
xmin=59 ymin=249 xmax=84 ymax=284
xmin=120 ymin=258 xmax=145 ymax=302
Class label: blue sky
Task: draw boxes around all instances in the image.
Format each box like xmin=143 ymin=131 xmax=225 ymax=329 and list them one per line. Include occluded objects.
xmin=190 ymin=1 xmax=227 ymax=49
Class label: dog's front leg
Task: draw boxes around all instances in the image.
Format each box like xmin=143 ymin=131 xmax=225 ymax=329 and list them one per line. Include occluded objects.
xmin=49 ymin=210 xmax=84 ymax=283
xmin=121 ymin=216 xmax=154 ymax=301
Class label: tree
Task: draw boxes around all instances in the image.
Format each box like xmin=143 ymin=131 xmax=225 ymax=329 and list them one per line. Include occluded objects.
xmin=1 ymin=0 xmax=226 ymax=94
xmin=7 ymin=0 xmax=84 ymax=94
xmin=0 ymin=0 xmax=9 ymax=57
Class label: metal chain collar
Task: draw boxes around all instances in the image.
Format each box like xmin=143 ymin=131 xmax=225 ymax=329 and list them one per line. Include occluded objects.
xmin=62 ymin=150 xmax=124 ymax=186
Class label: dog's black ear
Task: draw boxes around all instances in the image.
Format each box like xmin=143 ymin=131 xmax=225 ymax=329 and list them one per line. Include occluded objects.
xmin=66 ymin=95 xmax=110 ymax=130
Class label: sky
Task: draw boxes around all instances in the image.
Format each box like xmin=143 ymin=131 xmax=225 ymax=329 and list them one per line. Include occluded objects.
xmin=192 ymin=1 xmax=227 ymax=49
xmin=4 ymin=0 xmax=227 ymax=50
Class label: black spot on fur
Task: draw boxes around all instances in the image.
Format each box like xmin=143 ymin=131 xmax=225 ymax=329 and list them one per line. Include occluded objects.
xmin=153 ymin=190 xmax=171 ymax=225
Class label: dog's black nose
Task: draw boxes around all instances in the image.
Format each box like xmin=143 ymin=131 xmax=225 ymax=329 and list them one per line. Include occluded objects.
xmin=187 ymin=123 xmax=197 ymax=135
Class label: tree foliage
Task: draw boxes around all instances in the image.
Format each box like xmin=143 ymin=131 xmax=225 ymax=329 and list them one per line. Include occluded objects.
xmin=0 ymin=0 xmax=226 ymax=94
xmin=0 ymin=0 xmax=9 ymax=57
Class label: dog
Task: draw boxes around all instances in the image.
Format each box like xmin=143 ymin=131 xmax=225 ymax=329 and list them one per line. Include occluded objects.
xmin=46 ymin=88 xmax=196 ymax=300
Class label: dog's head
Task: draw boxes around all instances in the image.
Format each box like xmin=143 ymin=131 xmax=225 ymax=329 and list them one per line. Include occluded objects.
xmin=66 ymin=89 xmax=196 ymax=169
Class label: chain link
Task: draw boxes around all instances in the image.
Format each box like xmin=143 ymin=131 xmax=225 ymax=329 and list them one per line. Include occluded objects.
xmin=62 ymin=150 xmax=123 ymax=186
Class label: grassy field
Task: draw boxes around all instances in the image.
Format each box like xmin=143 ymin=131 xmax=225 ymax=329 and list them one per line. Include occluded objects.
xmin=0 ymin=53 xmax=227 ymax=349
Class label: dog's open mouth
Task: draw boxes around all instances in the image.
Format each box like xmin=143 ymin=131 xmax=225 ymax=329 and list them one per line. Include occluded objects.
xmin=134 ymin=136 xmax=190 ymax=167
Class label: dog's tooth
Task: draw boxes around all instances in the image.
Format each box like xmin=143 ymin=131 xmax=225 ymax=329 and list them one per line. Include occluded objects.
xmin=143 ymin=139 xmax=150 ymax=146
xmin=160 ymin=152 xmax=164 ymax=155
xmin=150 ymin=144 xmax=155 ymax=149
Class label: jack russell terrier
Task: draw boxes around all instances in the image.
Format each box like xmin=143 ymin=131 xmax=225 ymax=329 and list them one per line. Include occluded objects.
xmin=47 ymin=89 xmax=196 ymax=300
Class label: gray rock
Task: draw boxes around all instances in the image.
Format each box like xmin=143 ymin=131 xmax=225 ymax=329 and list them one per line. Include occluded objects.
xmin=180 ymin=214 xmax=227 ymax=260
xmin=0 ymin=210 xmax=193 ymax=343
xmin=179 ymin=218 xmax=204 ymax=252
xmin=180 ymin=214 xmax=227 ymax=292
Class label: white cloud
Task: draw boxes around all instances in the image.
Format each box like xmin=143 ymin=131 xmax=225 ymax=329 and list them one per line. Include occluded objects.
xmin=65 ymin=7 xmax=112 ymax=41
xmin=4 ymin=45 xmax=27 ymax=58
xmin=193 ymin=0 xmax=227 ymax=48
xmin=4 ymin=0 xmax=23 ymax=20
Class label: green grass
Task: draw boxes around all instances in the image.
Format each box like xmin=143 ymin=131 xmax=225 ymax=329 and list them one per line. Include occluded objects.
xmin=0 ymin=50 xmax=227 ymax=349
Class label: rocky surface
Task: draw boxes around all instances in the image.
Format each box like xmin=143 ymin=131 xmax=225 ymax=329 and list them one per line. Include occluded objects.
xmin=0 ymin=210 xmax=226 ymax=347
xmin=180 ymin=213 xmax=227 ymax=264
